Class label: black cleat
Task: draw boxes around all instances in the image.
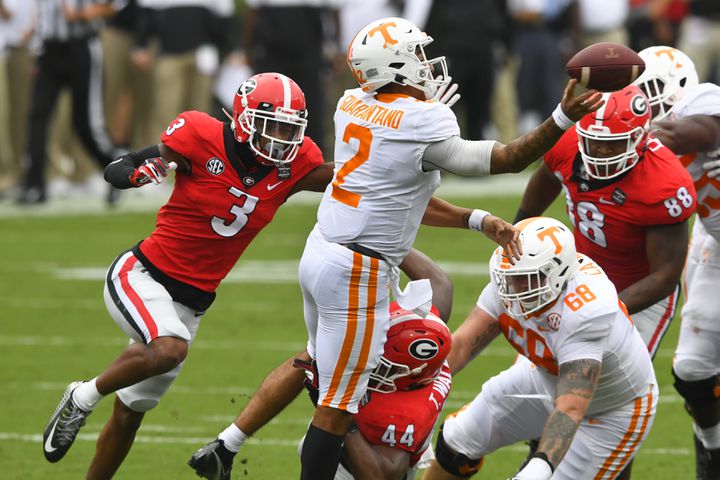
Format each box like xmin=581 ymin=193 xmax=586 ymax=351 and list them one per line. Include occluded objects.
xmin=42 ymin=381 xmax=91 ymax=463
xmin=188 ymin=439 xmax=234 ymax=480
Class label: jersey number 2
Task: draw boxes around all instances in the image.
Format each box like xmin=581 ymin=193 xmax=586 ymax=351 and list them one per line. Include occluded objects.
xmin=331 ymin=123 xmax=372 ymax=208
xmin=211 ymin=187 xmax=259 ymax=237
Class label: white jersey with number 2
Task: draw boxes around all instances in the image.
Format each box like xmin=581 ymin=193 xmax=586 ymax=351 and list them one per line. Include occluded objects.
xmin=316 ymin=88 xmax=460 ymax=266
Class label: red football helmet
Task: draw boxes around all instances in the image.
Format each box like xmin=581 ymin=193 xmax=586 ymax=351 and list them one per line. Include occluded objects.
xmin=368 ymin=302 xmax=451 ymax=393
xmin=229 ymin=72 xmax=308 ymax=166
xmin=576 ymin=85 xmax=651 ymax=180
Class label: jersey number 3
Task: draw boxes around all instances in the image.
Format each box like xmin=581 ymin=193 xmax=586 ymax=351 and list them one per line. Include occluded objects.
xmin=331 ymin=123 xmax=372 ymax=208
xmin=211 ymin=187 xmax=259 ymax=237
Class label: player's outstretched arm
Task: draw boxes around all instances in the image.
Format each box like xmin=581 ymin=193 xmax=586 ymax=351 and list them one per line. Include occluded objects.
xmin=652 ymin=115 xmax=720 ymax=155
xmin=289 ymin=162 xmax=335 ymax=196
xmin=515 ymin=163 xmax=563 ymax=223
xmin=619 ymin=220 xmax=689 ymax=314
xmin=515 ymin=358 xmax=601 ymax=480
xmin=342 ymin=433 xmax=410 ymax=480
xmin=491 ymin=79 xmax=604 ymax=174
xmin=447 ymin=306 xmax=501 ymax=374
xmin=104 ymin=144 xmax=189 ymax=189
xmin=422 ymin=197 xmax=522 ymax=262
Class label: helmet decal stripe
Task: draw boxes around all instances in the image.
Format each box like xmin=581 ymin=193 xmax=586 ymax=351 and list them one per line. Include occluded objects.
xmin=594 ymin=93 xmax=611 ymax=127
xmin=279 ymin=74 xmax=291 ymax=110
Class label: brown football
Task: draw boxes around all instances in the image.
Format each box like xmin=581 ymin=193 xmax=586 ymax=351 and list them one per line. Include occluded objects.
xmin=566 ymin=42 xmax=645 ymax=92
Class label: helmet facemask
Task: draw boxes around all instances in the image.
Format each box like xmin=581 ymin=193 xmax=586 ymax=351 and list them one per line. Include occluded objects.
xmin=238 ymin=106 xmax=307 ymax=167
xmin=577 ymin=125 xmax=645 ymax=180
xmin=400 ymin=37 xmax=449 ymax=99
xmin=368 ymin=358 xmax=428 ymax=393
xmin=636 ymin=75 xmax=673 ymax=121
xmin=494 ymin=263 xmax=559 ymax=317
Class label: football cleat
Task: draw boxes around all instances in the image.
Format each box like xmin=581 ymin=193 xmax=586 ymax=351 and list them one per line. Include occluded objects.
xmin=43 ymin=381 xmax=91 ymax=462
xmin=188 ymin=439 xmax=233 ymax=480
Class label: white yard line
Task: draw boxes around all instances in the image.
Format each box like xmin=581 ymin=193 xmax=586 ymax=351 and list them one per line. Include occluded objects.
xmin=43 ymin=260 xmax=490 ymax=284
xmin=1 ymin=380 xmax=683 ymax=405
xmin=0 ymin=431 xmax=690 ymax=455
xmin=0 ymin=334 xmax=675 ymax=359
xmin=0 ymin=174 xmax=531 ymax=219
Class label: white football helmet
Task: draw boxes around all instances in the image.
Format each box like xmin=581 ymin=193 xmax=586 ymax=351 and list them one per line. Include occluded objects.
xmin=491 ymin=217 xmax=578 ymax=318
xmin=634 ymin=46 xmax=698 ymax=121
xmin=346 ymin=17 xmax=449 ymax=100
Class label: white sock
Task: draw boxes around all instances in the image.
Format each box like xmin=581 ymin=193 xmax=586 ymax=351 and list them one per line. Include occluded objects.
xmin=72 ymin=378 xmax=104 ymax=412
xmin=694 ymin=421 xmax=720 ymax=450
xmin=218 ymin=423 xmax=248 ymax=453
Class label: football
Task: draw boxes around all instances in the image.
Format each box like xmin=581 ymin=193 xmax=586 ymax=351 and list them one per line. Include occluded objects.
xmin=566 ymin=42 xmax=645 ymax=92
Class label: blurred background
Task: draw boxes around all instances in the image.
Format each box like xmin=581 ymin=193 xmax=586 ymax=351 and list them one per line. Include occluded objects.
xmin=0 ymin=0 xmax=717 ymax=204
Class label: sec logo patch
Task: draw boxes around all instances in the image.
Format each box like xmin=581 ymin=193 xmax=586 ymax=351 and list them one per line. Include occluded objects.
xmin=547 ymin=313 xmax=561 ymax=331
xmin=206 ymin=158 xmax=224 ymax=175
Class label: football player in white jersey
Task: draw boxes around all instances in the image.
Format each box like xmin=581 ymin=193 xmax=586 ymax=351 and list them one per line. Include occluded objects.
xmin=424 ymin=217 xmax=657 ymax=480
xmin=635 ymin=46 xmax=720 ymax=479
xmin=297 ymin=16 xmax=604 ymax=479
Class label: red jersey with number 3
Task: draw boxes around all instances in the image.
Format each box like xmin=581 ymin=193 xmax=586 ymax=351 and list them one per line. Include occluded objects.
xmin=354 ymin=364 xmax=452 ymax=467
xmin=543 ymin=127 xmax=696 ymax=292
xmin=138 ymin=111 xmax=324 ymax=292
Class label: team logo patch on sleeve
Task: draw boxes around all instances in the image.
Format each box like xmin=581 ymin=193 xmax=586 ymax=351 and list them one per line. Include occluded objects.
xmin=206 ymin=158 xmax=225 ymax=175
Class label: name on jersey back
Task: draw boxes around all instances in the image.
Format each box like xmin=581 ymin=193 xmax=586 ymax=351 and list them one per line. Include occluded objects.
xmin=339 ymin=95 xmax=405 ymax=129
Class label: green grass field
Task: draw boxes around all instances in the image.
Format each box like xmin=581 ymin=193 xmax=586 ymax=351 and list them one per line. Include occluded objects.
xmin=0 ymin=190 xmax=694 ymax=479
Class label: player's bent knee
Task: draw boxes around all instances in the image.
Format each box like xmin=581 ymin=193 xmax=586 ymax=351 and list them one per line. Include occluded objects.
xmin=148 ymin=336 xmax=188 ymax=373
xmin=435 ymin=429 xmax=484 ymax=478
xmin=673 ymin=368 xmax=720 ymax=407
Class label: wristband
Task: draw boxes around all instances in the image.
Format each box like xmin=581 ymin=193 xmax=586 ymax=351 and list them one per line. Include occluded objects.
xmin=532 ymin=453 xmax=554 ymax=473
xmin=517 ymin=456 xmax=553 ymax=480
xmin=551 ymin=103 xmax=574 ymax=130
xmin=468 ymin=209 xmax=490 ymax=233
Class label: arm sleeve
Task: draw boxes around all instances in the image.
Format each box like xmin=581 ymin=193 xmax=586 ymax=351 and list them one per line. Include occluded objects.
xmin=421 ymin=136 xmax=496 ymax=176
xmin=103 ymin=144 xmax=162 ymax=189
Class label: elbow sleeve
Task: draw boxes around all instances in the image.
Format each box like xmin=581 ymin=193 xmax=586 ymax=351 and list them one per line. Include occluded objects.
xmin=421 ymin=136 xmax=495 ymax=176
xmin=104 ymin=144 xmax=162 ymax=189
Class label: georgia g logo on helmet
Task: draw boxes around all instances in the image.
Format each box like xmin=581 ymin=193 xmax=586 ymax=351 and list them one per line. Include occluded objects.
xmin=630 ymin=94 xmax=648 ymax=116
xmin=409 ymin=339 xmax=439 ymax=360
xmin=239 ymin=79 xmax=257 ymax=97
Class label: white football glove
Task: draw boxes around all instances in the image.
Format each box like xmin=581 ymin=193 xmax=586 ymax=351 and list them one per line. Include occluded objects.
xmin=432 ymin=76 xmax=461 ymax=108
xmin=702 ymin=149 xmax=720 ymax=179
xmin=508 ymin=457 xmax=553 ymax=480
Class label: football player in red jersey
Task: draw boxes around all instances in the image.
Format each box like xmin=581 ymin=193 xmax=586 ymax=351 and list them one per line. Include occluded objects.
xmin=41 ymin=70 xmax=521 ymax=478
xmin=326 ymin=301 xmax=452 ymax=480
xmin=515 ymin=85 xmax=696 ymax=359
xmin=188 ymin=248 xmax=454 ymax=480
xmin=40 ymin=72 xmax=331 ymax=477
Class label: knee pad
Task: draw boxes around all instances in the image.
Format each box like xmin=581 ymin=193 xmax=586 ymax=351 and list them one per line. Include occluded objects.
xmin=435 ymin=428 xmax=484 ymax=478
xmin=673 ymin=368 xmax=720 ymax=407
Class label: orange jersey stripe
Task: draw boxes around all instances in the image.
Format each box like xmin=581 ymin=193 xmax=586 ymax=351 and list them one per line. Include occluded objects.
xmin=593 ymin=395 xmax=644 ymax=479
xmin=612 ymin=390 xmax=654 ymax=475
xmin=322 ymin=252 xmax=364 ymax=407
xmin=338 ymin=257 xmax=379 ymax=408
